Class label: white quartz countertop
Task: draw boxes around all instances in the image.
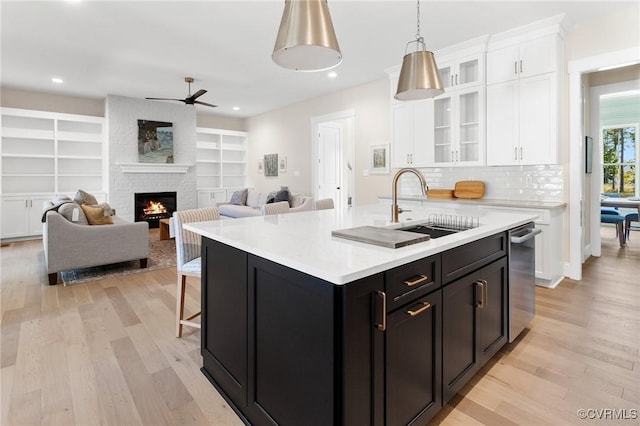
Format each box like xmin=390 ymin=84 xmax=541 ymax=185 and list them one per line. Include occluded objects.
xmin=184 ymin=204 xmax=537 ymax=285
xmin=379 ymin=195 xmax=566 ymax=210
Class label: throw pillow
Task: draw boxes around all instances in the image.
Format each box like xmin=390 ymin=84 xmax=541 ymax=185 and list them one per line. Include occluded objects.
xmin=81 ymin=203 xmax=114 ymax=225
xmin=246 ymin=190 xmax=261 ymax=208
xmin=74 ymin=189 xmax=98 ymax=205
xmin=58 ymin=202 xmax=89 ymax=225
xmin=290 ymin=193 xmax=304 ymax=208
xmin=265 ymin=191 xmax=277 ymax=204
xmin=274 ymin=188 xmax=290 ymax=203
xmin=229 ymin=188 xmax=248 ymax=205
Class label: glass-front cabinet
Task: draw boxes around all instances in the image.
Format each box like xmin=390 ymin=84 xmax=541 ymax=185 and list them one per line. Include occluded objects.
xmin=432 ymin=85 xmax=484 ymax=166
xmin=438 ymin=55 xmax=482 ymax=91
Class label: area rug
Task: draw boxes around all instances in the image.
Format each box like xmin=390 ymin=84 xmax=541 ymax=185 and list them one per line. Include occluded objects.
xmin=60 ymin=229 xmax=176 ymax=286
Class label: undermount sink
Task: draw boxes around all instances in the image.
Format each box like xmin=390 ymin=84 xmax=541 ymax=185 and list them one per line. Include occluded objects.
xmin=396 ymin=224 xmax=460 ymax=239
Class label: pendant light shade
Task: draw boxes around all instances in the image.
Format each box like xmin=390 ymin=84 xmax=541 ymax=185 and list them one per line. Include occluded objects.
xmin=394 ymin=0 xmax=444 ymax=101
xmin=395 ymin=50 xmax=444 ymax=101
xmin=272 ymin=0 xmax=342 ymax=72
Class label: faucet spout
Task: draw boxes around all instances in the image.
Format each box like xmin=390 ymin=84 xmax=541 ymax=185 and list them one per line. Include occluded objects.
xmin=391 ymin=168 xmax=428 ymax=223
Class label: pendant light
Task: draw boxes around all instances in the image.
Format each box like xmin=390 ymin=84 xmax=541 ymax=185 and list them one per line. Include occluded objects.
xmin=395 ymin=0 xmax=444 ymax=100
xmin=272 ymin=0 xmax=342 ymax=72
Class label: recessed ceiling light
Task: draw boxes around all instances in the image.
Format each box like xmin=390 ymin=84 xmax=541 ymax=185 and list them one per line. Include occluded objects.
xmin=51 ymin=77 xmax=64 ymax=84
xmin=328 ymin=71 xmax=337 ymax=78
xmin=233 ymin=106 xmax=240 ymax=111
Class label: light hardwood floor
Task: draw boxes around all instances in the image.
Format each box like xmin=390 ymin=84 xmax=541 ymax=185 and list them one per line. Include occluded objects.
xmin=1 ymin=227 xmax=638 ymax=426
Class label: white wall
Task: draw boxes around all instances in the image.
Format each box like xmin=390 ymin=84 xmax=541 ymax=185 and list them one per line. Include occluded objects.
xmin=247 ymin=78 xmax=391 ymax=204
xmin=106 ymin=95 xmax=197 ymax=221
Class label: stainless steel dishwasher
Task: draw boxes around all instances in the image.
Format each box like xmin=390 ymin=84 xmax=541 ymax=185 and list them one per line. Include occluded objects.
xmin=508 ymin=223 xmax=541 ymax=342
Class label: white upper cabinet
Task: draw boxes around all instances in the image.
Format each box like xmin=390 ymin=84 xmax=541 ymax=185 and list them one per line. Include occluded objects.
xmin=438 ymin=53 xmax=484 ymax=91
xmin=486 ymin=18 xmax=564 ymax=166
xmin=487 ymin=34 xmax=558 ymax=84
xmin=391 ymin=99 xmax=434 ymax=168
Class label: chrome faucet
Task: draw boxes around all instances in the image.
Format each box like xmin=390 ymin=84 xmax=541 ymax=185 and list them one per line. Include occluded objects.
xmin=391 ymin=168 xmax=428 ymax=223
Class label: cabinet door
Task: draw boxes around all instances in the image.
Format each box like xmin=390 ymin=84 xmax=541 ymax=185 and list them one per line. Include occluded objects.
xmin=201 ymin=239 xmax=248 ymax=410
xmin=412 ymin=100 xmax=433 ymax=167
xmin=518 ymin=34 xmax=557 ymax=79
xmin=477 ymin=257 xmax=508 ymax=365
xmin=519 ymin=73 xmax=557 ymax=165
xmin=433 ymin=95 xmax=453 ymax=165
xmin=442 ymin=272 xmax=480 ymax=403
xmin=486 ymin=44 xmax=519 ymax=84
xmin=457 ymin=86 xmax=484 ymax=165
xmin=486 ymin=80 xmax=519 ymax=166
xmin=1 ymin=197 xmax=29 ymax=238
xmin=391 ymin=103 xmax=413 ymax=167
xmin=386 ymin=290 xmax=442 ymax=426
xmin=28 ymin=196 xmax=51 ymax=236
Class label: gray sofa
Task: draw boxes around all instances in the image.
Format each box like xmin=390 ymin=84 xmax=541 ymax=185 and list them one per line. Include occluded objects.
xmin=43 ymin=201 xmax=149 ymax=285
xmin=217 ymin=189 xmax=313 ymax=218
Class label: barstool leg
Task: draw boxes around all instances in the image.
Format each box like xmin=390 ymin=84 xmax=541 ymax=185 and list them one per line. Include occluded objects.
xmin=176 ymin=275 xmax=187 ymax=337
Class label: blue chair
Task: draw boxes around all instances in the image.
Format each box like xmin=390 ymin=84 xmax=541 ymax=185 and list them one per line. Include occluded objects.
xmin=601 ymin=213 xmax=626 ymax=247
xmin=625 ymin=212 xmax=639 ymax=240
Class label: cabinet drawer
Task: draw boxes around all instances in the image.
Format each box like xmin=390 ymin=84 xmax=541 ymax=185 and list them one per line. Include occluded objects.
xmin=442 ymin=233 xmax=507 ymax=284
xmin=385 ymin=254 xmax=440 ymax=311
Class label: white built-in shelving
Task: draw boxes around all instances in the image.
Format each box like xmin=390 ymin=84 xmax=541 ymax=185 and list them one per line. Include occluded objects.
xmin=1 ymin=107 xmax=106 ymax=238
xmin=196 ymin=127 xmax=248 ymax=207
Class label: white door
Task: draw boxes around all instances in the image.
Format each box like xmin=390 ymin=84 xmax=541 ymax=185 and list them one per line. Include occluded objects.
xmin=486 ymin=80 xmax=519 ymax=166
xmin=317 ymin=123 xmax=342 ymax=210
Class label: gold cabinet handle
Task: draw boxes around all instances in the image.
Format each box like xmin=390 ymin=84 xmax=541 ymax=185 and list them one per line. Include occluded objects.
xmin=407 ymin=301 xmax=432 ymax=316
xmin=476 ymin=280 xmax=485 ymax=308
xmin=404 ymin=274 xmax=429 ymax=287
xmin=482 ymin=279 xmax=488 ymax=307
xmin=376 ymin=291 xmax=387 ymax=331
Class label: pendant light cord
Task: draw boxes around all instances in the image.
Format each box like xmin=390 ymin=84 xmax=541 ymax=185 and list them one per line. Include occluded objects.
xmin=416 ymin=0 xmax=421 ymax=40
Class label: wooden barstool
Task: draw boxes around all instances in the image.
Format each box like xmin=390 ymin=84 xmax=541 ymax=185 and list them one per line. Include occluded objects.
xmin=173 ymin=207 xmax=220 ymax=337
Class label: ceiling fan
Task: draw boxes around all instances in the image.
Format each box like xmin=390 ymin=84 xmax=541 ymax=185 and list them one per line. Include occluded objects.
xmin=146 ymin=77 xmax=218 ymax=108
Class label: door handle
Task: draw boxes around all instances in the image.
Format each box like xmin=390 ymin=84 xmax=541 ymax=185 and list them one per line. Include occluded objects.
xmin=376 ymin=291 xmax=386 ymax=331
xmin=336 ymin=187 xmax=340 ymax=190
xmin=406 ymin=301 xmax=432 ymax=317
xmin=520 ymin=60 xmax=523 ymax=73
xmin=404 ymin=274 xmax=429 ymax=287
xmin=514 ymin=61 xmax=518 ymax=75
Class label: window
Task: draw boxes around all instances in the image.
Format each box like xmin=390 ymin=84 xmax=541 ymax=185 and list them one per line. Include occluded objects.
xmin=602 ymin=125 xmax=638 ymax=198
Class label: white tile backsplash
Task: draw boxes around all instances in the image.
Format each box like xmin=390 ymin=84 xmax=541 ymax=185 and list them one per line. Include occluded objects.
xmin=106 ymin=95 xmax=197 ymax=222
xmin=398 ymin=165 xmax=565 ymax=201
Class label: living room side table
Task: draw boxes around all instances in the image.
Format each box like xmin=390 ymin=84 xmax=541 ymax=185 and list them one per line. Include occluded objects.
xmin=159 ymin=218 xmax=172 ymax=240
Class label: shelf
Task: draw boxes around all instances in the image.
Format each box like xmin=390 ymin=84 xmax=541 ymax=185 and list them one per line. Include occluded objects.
xmin=1 ymin=153 xmax=55 ymax=159
xmin=2 ymin=173 xmax=56 ymax=177
xmin=57 ymin=155 xmax=103 ymax=160
xmin=197 ymin=173 xmax=222 ymax=177
xmin=58 ymin=173 xmax=102 ymax=177
xmin=459 ymin=122 xmax=479 ymax=126
xmin=196 ymin=159 xmax=220 ymax=164
xmin=116 ymin=163 xmax=193 ymax=174
xmin=221 ymin=147 xmax=247 ymax=152
xmin=221 ymin=160 xmax=247 ymax=164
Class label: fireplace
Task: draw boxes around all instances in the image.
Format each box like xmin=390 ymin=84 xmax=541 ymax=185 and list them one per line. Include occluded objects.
xmin=134 ymin=192 xmax=177 ymax=228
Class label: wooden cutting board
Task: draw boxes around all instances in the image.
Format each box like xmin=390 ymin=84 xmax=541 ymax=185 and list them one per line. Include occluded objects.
xmin=454 ymin=181 xmax=485 ymax=199
xmin=427 ymin=189 xmax=455 ymax=199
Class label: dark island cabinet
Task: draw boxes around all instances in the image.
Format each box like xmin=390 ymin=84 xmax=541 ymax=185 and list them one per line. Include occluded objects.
xmin=200 ymin=234 xmax=509 ymax=425
xmin=442 ymin=256 xmax=508 ymax=403
xmin=383 ymin=290 xmax=442 ymax=426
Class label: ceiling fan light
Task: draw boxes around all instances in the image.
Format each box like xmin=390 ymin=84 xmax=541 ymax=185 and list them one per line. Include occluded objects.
xmin=395 ymin=50 xmax=444 ymax=101
xmin=272 ymin=0 xmax=342 ymax=72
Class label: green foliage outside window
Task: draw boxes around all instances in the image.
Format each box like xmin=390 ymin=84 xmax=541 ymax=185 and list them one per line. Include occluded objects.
xmin=602 ymin=126 xmax=637 ymax=197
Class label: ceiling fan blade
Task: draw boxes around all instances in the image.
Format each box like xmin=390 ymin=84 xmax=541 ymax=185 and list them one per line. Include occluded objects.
xmin=145 ymin=97 xmax=186 ymax=102
xmin=194 ymin=100 xmax=218 ymax=108
xmin=188 ymin=89 xmax=207 ymax=101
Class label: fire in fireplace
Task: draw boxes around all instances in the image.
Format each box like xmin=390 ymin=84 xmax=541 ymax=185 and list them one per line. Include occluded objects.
xmin=134 ymin=192 xmax=177 ymax=228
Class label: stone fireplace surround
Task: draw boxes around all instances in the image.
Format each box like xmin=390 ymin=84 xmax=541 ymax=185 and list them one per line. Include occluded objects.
xmin=106 ymin=95 xmax=197 ymax=223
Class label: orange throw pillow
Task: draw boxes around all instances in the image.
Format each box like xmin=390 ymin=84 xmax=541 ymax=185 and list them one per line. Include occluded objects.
xmin=80 ymin=203 xmax=114 ymax=225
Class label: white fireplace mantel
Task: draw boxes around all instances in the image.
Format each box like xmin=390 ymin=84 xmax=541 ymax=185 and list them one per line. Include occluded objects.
xmin=116 ymin=163 xmax=193 ymax=174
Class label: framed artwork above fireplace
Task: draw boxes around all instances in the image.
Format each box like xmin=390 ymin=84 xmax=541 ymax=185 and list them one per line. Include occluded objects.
xmin=137 ymin=120 xmax=174 ymax=164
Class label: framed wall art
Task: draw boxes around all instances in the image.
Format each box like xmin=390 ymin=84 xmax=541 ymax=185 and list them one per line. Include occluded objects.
xmin=370 ymin=144 xmax=389 ymax=174
xmin=137 ymin=120 xmax=174 ymax=163
xmin=264 ymin=153 xmax=278 ymax=177
xmin=279 ymin=156 xmax=287 ymax=173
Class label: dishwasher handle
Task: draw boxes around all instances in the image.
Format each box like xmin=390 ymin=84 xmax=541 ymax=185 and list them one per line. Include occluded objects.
xmin=510 ymin=227 xmax=541 ymax=244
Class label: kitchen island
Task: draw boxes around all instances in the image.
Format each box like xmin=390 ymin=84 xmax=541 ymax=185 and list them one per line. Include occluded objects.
xmin=185 ymin=204 xmax=536 ymax=426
